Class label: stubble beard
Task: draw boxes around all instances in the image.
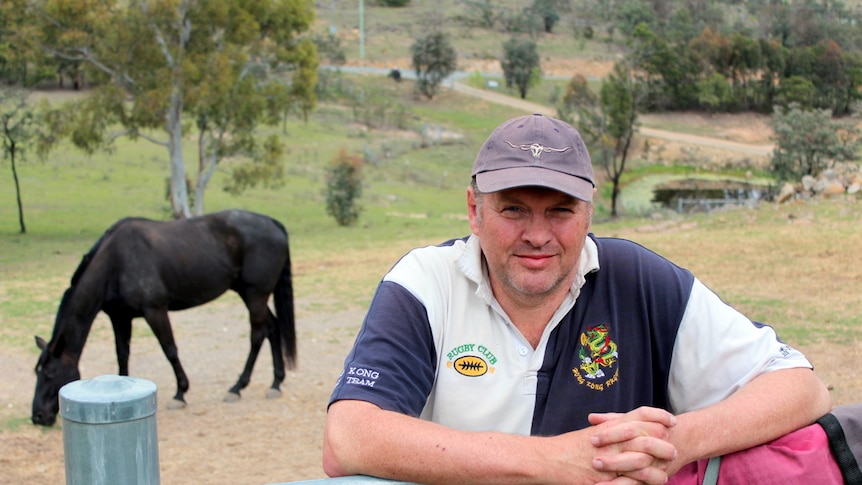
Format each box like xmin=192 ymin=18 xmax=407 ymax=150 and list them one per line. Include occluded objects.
xmin=491 ymin=259 xmax=573 ymax=305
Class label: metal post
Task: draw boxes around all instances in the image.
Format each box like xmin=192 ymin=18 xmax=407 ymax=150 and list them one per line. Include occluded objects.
xmin=60 ymin=375 xmax=160 ymax=485
xmin=359 ymin=0 xmax=365 ymax=59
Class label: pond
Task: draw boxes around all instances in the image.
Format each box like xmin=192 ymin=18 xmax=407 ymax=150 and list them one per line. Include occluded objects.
xmin=618 ymin=174 xmax=776 ymax=215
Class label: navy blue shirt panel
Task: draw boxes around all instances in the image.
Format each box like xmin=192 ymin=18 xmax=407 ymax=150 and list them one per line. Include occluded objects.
xmin=532 ymin=236 xmax=694 ymax=435
xmin=329 ymin=281 xmax=438 ymax=417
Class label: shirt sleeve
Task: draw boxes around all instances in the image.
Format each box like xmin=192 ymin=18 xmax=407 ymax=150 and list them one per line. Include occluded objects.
xmin=328 ymin=280 xmax=438 ymax=417
xmin=667 ymin=278 xmax=813 ymax=413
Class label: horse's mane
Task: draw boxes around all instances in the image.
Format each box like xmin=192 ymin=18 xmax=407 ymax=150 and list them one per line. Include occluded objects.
xmin=69 ymin=218 xmax=135 ymax=286
xmin=52 ymin=218 xmax=137 ymax=342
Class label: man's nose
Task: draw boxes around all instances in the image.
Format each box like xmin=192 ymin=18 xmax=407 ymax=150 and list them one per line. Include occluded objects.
xmin=521 ymin=214 xmax=552 ymax=247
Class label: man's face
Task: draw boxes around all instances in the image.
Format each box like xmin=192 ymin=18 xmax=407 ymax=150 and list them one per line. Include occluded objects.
xmin=468 ymin=185 xmax=593 ymax=305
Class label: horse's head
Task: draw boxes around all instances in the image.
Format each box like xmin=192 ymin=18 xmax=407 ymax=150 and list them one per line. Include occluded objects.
xmin=32 ymin=336 xmax=80 ymax=426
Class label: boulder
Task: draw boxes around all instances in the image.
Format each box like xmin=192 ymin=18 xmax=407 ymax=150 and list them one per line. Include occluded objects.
xmin=777 ymin=182 xmax=796 ymax=204
xmin=821 ymin=182 xmax=846 ymax=198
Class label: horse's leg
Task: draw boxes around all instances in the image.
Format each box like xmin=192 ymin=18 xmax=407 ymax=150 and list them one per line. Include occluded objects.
xmin=225 ymin=295 xmax=276 ymax=401
xmin=266 ymin=306 xmax=287 ymax=398
xmin=142 ymin=307 xmax=189 ymax=409
xmin=109 ymin=314 xmax=133 ymax=376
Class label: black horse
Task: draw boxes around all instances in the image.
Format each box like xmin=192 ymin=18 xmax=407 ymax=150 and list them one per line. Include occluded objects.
xmin=32 ymin=209 xmax=296 ymax=426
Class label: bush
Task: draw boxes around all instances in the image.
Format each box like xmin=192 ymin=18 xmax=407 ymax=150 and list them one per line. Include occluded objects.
xmin=411 ymin=31 xmax=457 ymax=100
xmin=770 ymin=104 xmax=861 ymax=182
xmin=324 ymin=148 xmax=363 ymax=226
xmin=501 ymin=36 xmax=541 ymax=99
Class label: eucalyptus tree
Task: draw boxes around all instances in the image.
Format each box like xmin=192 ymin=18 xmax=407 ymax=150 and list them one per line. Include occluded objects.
xmin=501 ymin=36 xmax=540 ymax=99
xmin=1 ymin=0 xmax=58 ymax=233
xmin=628 ymin=22 xmax=699 ymax=111
xmin=35 ymin=0 xmax=318 ymax=218
xmin=410 ymin=31 xmax=457 ymax=100
xmin=1 ymin=89 xmax=38 ymax=233
xmin=595 ymin=61 xmax=641 ymax=218
xmin=559 ymin=60 xmax=642 ymax=219
xmin=770 ymin=105 xmax=861 ymax=183
xmin=529 ymin=0 xmax=570 ymax=34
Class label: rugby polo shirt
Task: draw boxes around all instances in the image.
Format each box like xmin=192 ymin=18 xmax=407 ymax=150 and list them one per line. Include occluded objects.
xmin=329 ymin=234 xmax=812 ymax=436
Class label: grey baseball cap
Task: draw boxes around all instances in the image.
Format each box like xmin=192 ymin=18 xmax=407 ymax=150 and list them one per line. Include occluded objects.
xmin=471 ymin=113 xmax=595 ymax=201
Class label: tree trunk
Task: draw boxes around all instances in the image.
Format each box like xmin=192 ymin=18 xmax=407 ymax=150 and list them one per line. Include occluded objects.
xmin=167 ymin=89 xmax=191 ymax=219
xmin=9 ymin=143 xmax=26 ymax=233
xmin=193 ymin=130 xmax=219 ymax=217
xmin=610 ymin=179 xmax=620 ymax=218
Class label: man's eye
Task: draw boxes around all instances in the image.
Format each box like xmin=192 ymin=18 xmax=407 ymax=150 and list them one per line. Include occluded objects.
xmin=501 ymin=206 xmax=526 ymax=216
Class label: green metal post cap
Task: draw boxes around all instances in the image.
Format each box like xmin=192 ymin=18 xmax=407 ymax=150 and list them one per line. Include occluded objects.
xmin=60 ymin=375 xmax=158 ymax=424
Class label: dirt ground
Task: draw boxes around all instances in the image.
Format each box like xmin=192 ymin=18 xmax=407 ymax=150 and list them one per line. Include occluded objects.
xmin=0 ymin=298 xmax=364 ymax=485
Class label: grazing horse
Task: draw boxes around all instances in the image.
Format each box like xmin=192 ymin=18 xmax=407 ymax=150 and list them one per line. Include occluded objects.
xmin=31 ymin=209 xmax=296 ymax=426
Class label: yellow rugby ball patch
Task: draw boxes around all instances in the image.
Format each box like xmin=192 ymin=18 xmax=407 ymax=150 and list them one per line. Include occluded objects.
xmin=453 ymin=356 xmax=488 ymax=377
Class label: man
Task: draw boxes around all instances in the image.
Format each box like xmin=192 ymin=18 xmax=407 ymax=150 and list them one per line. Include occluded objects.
xmin=323 ymin=114 xmax=832 ymax=484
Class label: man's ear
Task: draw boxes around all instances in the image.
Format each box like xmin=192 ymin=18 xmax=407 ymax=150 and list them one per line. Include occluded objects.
xmin=467 ymin=186 xmax=481 ymax=234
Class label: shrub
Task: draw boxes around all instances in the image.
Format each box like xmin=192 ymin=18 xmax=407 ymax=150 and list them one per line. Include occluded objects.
xmin=411 ymin=31 xmax=457 ymax=100
xmin=324 ymin=148 xmax=363 ymax=226
xmin=770 ymin=104 xmax=861 ymax=182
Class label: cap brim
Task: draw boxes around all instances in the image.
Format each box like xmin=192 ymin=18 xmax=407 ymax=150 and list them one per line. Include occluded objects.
xmin=476 ymin=167 xmax=594 ymax=201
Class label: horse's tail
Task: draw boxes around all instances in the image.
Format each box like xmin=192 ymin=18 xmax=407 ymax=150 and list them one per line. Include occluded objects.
xmin=273 ymin=224 xmax=297 ymax=370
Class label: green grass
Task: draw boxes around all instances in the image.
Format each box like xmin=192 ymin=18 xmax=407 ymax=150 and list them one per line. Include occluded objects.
xmin=598 ymin=198 xmax=862 ymax=345
xmin=0 ymin=416 xmax=40 ymax=433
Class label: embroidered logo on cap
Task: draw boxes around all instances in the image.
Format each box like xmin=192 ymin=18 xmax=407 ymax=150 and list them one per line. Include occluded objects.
xmin=505 ymin=141 xmax=572 ymax=159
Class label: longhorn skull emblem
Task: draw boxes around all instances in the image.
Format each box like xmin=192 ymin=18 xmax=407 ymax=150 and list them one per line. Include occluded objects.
xmin=505 ymin=141 xmax=572 ymax=159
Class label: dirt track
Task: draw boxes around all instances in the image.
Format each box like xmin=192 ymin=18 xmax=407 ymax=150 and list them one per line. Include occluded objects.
xmin=450 ymin=81 xmax=774 ymax=157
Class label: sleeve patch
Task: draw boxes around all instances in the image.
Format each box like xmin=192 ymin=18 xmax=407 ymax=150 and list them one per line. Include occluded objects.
xmin=343 ymin=366 xmax=380 ymax=388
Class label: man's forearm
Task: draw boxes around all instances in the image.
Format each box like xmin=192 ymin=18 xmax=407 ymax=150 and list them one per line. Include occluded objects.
xmin=666 ymin=367 xmax=831 ymax=474
xmin=324 ymin=400 xmax=585 ymax=484
xmin=324 ymin=400 xmax=678 ymax=484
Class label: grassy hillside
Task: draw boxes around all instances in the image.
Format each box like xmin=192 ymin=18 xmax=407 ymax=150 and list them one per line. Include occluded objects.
xmin=313 ymin=0 xmax=621 ymax=67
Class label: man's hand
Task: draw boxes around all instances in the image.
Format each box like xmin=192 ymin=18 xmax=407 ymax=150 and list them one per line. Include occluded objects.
xmin=587 ymin=407 xmax=679 ymax=484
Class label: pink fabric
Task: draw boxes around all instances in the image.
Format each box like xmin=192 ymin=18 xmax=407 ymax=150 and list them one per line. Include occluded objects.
xmin=668 ymin=423 xmax=844 ymax=484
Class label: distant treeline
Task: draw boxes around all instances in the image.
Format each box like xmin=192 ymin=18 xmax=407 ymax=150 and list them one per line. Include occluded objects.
xmin=466 ymin=0 xmax=862 ymax=116
xmin=626 ymin=21 xmax=861 ymax=116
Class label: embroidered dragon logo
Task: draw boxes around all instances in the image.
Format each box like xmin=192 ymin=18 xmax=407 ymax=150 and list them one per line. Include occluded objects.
xmin=577 ymin=324 xmax=618 ymax=380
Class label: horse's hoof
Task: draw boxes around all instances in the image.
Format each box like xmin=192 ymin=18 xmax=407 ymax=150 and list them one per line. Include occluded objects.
xmin=223 ymin=392 xmax=241 ymax=403
xmin=266 ymin=388 xmax=282 ymax=399
xmin=167 ymin=399 xmax=187 ymax=410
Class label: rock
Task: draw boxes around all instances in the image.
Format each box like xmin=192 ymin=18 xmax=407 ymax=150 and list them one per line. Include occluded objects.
xmin=777 ymin=182 xmax=796 ymax=204
xmin=821 ymin=182 xmax=846 ymax=198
